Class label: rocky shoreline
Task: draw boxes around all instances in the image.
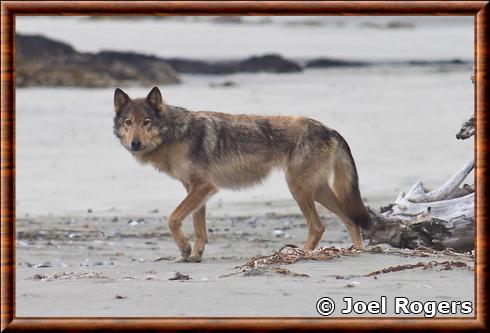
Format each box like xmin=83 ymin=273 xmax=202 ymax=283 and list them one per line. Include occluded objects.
xmin=16 ymin=34 xmax=471 ymax=88
xmin=16 ymin=34 xmax=181 ymax=88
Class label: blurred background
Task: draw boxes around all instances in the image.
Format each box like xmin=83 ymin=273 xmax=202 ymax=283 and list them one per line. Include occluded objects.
xmin=15 ymin=16 xmax=474 ymax=217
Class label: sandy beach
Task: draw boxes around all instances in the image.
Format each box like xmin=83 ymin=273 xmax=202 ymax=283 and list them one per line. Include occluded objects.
xmin=14 ymin=17 xmax=475 ymax=318
xmin=16 ymin=211 xmax=474 ymax=317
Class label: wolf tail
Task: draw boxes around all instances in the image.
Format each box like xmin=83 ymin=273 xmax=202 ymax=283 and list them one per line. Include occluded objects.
xmin=330 ymin=132 xmax=373 ymax=231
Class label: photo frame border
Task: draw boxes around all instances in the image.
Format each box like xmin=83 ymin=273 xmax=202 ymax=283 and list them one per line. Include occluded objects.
xmin=1 ymin=1 xmax=488 ymax=331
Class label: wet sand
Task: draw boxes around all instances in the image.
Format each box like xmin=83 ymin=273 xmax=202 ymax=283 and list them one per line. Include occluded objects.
xmin=16 ymin=203 xmax=474 ymax=317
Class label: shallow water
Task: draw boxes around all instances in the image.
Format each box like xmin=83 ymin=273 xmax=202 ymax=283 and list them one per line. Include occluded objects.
xmin=16 ymin=16 xmax=473 ymax=60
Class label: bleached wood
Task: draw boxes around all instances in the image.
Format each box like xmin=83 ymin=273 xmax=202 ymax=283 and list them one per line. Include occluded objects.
xmin=386 ymin=192 xmax=474 ymax=222
xmin=382 ymin=160 xmax=474 ymax=223
xmin=407 ymin=160 xmax=474 ymax=203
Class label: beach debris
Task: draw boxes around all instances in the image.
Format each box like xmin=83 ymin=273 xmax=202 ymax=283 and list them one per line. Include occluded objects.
xmin=228 ymin=244 xmax=353 ymax=278
xmin=128 ymin=219 xmax=145 ymax=226
xmin=366 ymin=260 xmax=471 ymax=277
xmin=111 ymin=217 xmax=119 ymax=222
xmin=115 ymin=294 xmax=127 ymax=299
xmin=144 ymin=275 xmax=159 ymax=281
xmin=366 ymin=245 xmax=473 ymax=259
xmin=16 ymin=240 xmax=29 ymax=247
xmin=222 ymin=266 xmax=310 ymax=278
xmin=169 ymin=272 xmax=191 ymax=281
xmin=148 ymin=209 xmax=159 ymax=213
xmin=32 ymin=271 xmax=110 ymax=281
xmin=120 ymin=274 xmax=160 ymax=281
xmin=209 ymin=80 xmax=237 ymax=88
xmin=243 ymin=268 xmax=266 ymax=277
xmin=240 ymin=244 xmax=360 ymax=269
xmin=34 ymin=273 xmax=53 ymax=281
xmin=153 ymin=256 xmax=175 ymax=262
xmin=369 ymin=157 xmax=474 ymax=252
xmin=35 ymin=262 xmax=52 ymax=268
xmin=245 ymin=216 xmax=260 ymax=228
xmin=369 ymin=117 xmax=475 ymax=253
xmin=456 ymin=116 xmax=474 ymax=140
xmin=87 ymin=209 xmax=93 ymax=213
xmin=274 ymin=268 xmax=309 ymax=277
xmin=272 ymin=229 xmax=284 ymax=238
xmin=346 ymin=281 xmax=361 ymax=288
xmin=131 ymin=257 xmax=146 ymax=263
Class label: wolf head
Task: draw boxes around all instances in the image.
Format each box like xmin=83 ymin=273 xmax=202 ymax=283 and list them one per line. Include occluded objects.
xmin=113 ymin=87 xmax=166 ymax=154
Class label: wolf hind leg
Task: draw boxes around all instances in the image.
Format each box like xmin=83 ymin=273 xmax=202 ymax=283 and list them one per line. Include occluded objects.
xmin=188 ymin=205 xmax=207 ymax=262
xmin=314 ymin=185 xmax=363 ymax=249
xmin=286 ymin=174 xmax=325 ymax=251
xmin=169 ymin=182 xmax=217 ymax=261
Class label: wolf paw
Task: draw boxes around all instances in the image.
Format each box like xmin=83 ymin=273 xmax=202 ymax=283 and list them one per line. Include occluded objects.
xmin=174 ymin=257 xmax=190 ymax=263
xmin=179 ymin=244 xmax=191 ymax=258
xmin=174 ymin=255 xmax=201 ymax=263
xmin=187 ymin=255 xmax=202 ymax=263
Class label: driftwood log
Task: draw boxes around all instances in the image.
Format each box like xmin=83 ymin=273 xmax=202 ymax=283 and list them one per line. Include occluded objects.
xmin=367 ymin=118 xmax=474 ymax=252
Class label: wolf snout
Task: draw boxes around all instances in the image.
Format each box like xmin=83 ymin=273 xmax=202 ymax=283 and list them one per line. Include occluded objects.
xmin=131 ymin=139 xmax=142 ymax=151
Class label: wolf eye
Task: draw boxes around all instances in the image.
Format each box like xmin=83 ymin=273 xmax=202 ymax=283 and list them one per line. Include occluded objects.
xmin=143 ymin=119 xmax=151 ymax=126
xmin=124 ymin=119 xmax=132 ymax=126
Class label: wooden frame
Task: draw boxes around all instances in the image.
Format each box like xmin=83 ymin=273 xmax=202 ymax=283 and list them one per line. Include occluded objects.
xmin=1 ymin=1 xmax=488 ymax=331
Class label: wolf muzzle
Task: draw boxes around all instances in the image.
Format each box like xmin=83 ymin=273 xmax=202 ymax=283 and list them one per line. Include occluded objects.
xmin=131 ymin=139 xmax=142 ymax=151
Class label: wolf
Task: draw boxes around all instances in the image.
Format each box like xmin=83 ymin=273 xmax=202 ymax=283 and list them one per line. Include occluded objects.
xmin=113 ymin=87 xmax=373 ymax=262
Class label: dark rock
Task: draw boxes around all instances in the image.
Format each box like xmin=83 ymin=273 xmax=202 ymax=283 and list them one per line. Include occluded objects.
xmin=169 ymin=272 xmax=191 ymax=281
xmin=306 ymin=58 xmax=370 ymax=68
xmin=209 ymin=80 xmax=237 ymax=88
xmin=406 ymin=59 xmax=467 ymax=66
xmin=17 ymin=34 xmax=75 ymax=59
xmin=164 ymin=53 xmax=302 ymax=75
xmin=238 ymin=54 xmax=302 ymax=73
xmin=16 ymin=34 xmax=302 ymax=87
xmin=306 ymin=57 xmax=470 ymax=69
xmin=16 ymin=34 xmax=181 ymax=87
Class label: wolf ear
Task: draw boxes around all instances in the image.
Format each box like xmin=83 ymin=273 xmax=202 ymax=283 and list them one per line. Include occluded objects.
xmin=114 ymin=88 xmax=130 ymax=113
xmin=146 ymin=86 xmax=164 ymax=111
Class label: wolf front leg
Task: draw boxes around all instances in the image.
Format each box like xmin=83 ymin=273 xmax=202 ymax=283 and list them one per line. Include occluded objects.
xmin=190 ymin=206 xmax=207 ymax=262
xmin=168 ymin=182 xmax=217 ymax=262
